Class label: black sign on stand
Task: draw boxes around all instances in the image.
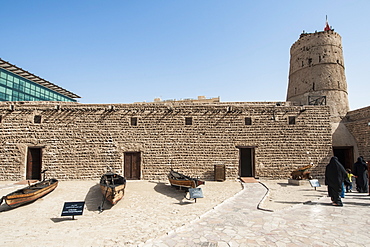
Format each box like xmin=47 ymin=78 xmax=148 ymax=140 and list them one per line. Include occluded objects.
xmin=61 ymin=201 xmax=85 ymax=220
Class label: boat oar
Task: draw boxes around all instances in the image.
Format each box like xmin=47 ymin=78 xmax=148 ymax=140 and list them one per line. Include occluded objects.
xmin=99 ymin=187 xmax=109 ymax=213
xmin=99 ymin=179 xmax=111 ymax=213
xmin=41 ymin=169 xmax=48 ymax=181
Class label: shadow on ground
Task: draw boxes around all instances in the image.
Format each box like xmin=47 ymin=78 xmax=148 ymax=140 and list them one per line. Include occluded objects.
xmin=50 ymin=217 xmax=77 ymax=223
xmin=84 ymin=184 xmax=112 ymax=212
xmin=151 ymin=181 xmax=194 ymax=205
xmin=0 ymin=204 xmax=12 ymax=212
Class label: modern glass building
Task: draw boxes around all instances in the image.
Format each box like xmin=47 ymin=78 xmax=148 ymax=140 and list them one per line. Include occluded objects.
xmin=0 ymin=58 xmax=80 ymax=102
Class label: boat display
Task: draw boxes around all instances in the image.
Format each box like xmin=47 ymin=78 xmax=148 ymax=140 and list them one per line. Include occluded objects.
xmin=168 ymin=169 xmax=205 ymax=189
xmin=0 ymin=178 xmax=58 ymax=208
xmin=99 ymin=172 xmax=126 ymax=208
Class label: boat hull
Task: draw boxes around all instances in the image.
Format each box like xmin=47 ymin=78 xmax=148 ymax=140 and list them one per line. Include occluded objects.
xmin=169 ymin=177 xmax=198 ymax=188
xmin=168 ymin=170 xmax=205 ymax=189
xmin=2 ymin=179 xmax=58 ymax=208
xmin=100 ymin=183 xmax=126 ymax=205
xmin=100 ymin=173 xmax=126 ymax=205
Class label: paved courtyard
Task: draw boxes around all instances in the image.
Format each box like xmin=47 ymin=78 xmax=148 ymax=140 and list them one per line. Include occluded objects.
xmin=144 ymin=182 xmax=370 ymax=247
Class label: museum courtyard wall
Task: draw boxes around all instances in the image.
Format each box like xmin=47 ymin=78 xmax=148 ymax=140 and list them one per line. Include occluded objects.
xmin=0 ymin=101 xmax=332 ymax=181
xmin=345 ymin=106 xmax=370 ymax=162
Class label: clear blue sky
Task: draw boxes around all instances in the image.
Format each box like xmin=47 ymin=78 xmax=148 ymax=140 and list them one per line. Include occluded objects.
xmin=1 ymin=1 xmax=369 ymax=110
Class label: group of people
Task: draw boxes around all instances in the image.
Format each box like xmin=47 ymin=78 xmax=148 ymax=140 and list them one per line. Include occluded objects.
xmin=325 ymin=156 xmax=369 ymax=206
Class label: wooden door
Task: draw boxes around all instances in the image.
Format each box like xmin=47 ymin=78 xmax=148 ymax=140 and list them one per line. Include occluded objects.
xmin=333 ymin=146 xmax=354 ymax=170
xmin=26 ymin=148 xmax=42 ymax=180
xmin=124 ymin=152 xmax=141 ymax=179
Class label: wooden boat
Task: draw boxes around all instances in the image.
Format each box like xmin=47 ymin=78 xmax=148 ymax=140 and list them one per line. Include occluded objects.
xmin=290 ymin=164 xmax=313 ymax=180
xmin=0 ymin=178 xmax=58 ymax=208
xmin=168 ymin=169 xmax=205 ymax=189
xmin=99 ymin=172 xmax=126 ymax=206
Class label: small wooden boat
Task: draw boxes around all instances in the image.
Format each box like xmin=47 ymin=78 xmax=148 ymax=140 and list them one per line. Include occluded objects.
xmin=0 ymin=178 xmax=58 ymax=208
xmin=168 ymin=169 xmax=205 ymax=189
xmin=99 ymin=172 xmax=126 ymax=206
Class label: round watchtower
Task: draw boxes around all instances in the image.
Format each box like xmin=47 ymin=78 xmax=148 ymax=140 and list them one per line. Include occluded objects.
xmin=286 ymin=29 xmax=349 ymax=120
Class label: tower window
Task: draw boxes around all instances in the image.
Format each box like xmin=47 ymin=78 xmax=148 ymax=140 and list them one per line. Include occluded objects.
xmin=185 ymin=117 xmax=192 ymax=125
xmin=131 ymin=117 xmax=138 ymax=126
xmin=34 ymin=115 xmax=42 ymax=124
xmin=308 ymin=58 xmax=312 ymax=65
xmin=245 ymin=117 xmax=252 ymax=125
xmin=312 ymin=83 xmax=315 ymax=91
xmin=288 ymin=116 xmax=296 ymax=125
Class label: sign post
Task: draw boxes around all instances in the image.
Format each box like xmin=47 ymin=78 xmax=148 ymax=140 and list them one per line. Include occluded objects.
xmin=61 ymin=201 xmax=85 ymax=220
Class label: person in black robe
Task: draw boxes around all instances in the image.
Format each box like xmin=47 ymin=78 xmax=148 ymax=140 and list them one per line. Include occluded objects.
xmin=353 ymin=156 xmax=369 ymax=193
xmin=325 ymin=156 xmax=347 ymax=206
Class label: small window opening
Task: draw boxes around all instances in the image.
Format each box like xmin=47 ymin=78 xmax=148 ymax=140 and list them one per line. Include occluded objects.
xmin=288 ymin=116 xmax=296 ymax=125
xmin=0 ymin=115 xmax=2 ymax=123
xmin=34 ymin=115 xmax=42 ymax=124
xmin=185 ymin=117 xmax=193 ymax=125
xmin=131 ymin=117 xmax=138 ymax=126
xmin=312 ymin=82 xmax=315 ymax=91
xmin=245 ymin=117 xmax=252 ymax=125
xmin=308 ymin=58 xmax=312 ymax=65
xmin=319 ymin=56 xmax=321 ymax=62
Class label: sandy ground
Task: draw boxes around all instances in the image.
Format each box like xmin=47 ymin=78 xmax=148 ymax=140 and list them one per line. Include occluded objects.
xmin=0 ymin=178 xmax=327 ymax=246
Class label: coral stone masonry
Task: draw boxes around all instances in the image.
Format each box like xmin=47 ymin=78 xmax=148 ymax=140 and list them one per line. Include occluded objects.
xmin=0 ymin=101 xmax=332 ymax=181
xmin=287 ymin=30 xmax=349 ymax=119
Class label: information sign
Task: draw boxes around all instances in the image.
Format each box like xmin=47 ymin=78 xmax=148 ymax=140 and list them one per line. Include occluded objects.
xmin=309 ymin=179 xmax=321 ymax=190
xmin=189 ymin=187 xmax=204 ymax=199
xmin=61 ymin=201 xmax=85 ymax=219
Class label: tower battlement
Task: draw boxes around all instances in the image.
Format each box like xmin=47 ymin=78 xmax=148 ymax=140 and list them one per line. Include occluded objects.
xmin=291 ymin=30 xmax=342 ymax=53
xmin=298 ymin=29 xmax=339 ymax=39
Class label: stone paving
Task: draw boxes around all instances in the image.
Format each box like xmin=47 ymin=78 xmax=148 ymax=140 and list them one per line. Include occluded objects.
xmin=143 ymin=182 xmax=370 ymax=247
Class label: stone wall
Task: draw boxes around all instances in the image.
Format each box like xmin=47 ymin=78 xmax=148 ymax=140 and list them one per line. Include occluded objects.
xmin=0 ymin=101 xmax=332 ymax=181
xmin=345 ymin=106 xmax=370 ymax=161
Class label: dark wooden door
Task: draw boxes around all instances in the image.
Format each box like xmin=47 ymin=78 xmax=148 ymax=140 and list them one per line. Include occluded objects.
xmin=124 ymin=152 xmax=141 ymax=179
xmin=239 ymin=148 xmax=255 ymax=177
xmin=26 ymin=148 xmax=42 ymax=180
xmin=333 ymin=146 xmax=354 ymax=170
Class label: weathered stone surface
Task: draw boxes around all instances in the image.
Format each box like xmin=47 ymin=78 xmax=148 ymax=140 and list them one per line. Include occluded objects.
xmin=287 ymin=30 xmax=349 ymax=119
xmin=0 ymin=101 xmax=332 ymax=181
xmin=345 ymin=106 xmax=370 ymax=161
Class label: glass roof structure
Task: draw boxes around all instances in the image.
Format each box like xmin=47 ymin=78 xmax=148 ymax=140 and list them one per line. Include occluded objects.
xmin=0 ymin=58 xmax=80 ymax=102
